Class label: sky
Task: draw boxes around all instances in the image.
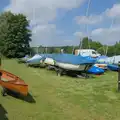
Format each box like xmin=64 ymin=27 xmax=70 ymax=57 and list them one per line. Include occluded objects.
xmin=0 ymin=0 xmax=120 ymax=47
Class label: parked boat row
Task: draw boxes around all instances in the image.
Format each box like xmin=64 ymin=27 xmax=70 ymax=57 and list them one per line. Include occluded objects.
xmin=17 ymin=49 xmax=119 ymax=78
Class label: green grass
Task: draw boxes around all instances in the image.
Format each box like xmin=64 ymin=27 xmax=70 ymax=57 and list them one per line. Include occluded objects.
xmin=0 ymin=59 xmax=120 ymax=120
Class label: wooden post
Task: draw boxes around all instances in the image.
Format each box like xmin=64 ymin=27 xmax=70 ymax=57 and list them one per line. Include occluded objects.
xmin=118 ymin=61 xmax=120 ymax=91
xmin=0 ymin=57 xmax=1 ymax=68
xmin=0 ymin=57 xmax=2 ymax=80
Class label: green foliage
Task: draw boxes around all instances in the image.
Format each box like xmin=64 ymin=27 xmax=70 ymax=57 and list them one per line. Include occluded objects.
xmin=107 ymin=46 xmax=115 ymax=57
xmin=0 ymin=11 xmax=31 ymax=58
xmin=81 ymin=37 xmax=89 ymax=49
xmin=31 ymin=37 xmax=120 ymax=57
xmin=90 ymin=41 xmax=102 ymax=50
xmin=97 ymin=46 xmax=105 ymax=55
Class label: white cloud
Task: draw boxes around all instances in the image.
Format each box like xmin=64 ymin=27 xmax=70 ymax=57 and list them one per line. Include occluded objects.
xmin=5 ymin=0 xmax=86 ymax=46
xmin=32 ymin=24 xmax=56 ymax=46
xmin=105 ymin=4 xmax=120 ymax=18
xmin=73 ymin=26 xmax=120 ymax=45
xmin=91 ymin=27 xmax=120 ymax=45
xmin=62 ymin=39 xmax=80 ymax=46
xmin=74 ymin=31 xmax=86 ymax=38
xmin=4 ymin=1 xmax=120 ymax=46
xmin=75 ymin=3 xmax=120 ymax=25
xmin=73 ymin=3 xmax=120 ymax=45
xmin=75 ymin=15 xmax=103 ymax=24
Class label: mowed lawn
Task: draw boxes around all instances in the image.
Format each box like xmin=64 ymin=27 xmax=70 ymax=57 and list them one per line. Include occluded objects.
xmin=0 ymin=59 xmax=120 ymax=120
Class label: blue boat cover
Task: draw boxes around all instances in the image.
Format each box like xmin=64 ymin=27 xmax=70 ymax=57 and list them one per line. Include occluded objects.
xmin=97 ymin=55 xmax=108 ymax=59
xmin=107 ymin=64 xmax=119 ymax=71
xmin=26 ymin=53 xmax=96 ymax=65
xmin=26 ymin=54 xmax=45 ymax=63
xmin=88 ymin=66 xmax=104 ymax=74
xmin=46 ymin=53 xmax=96 ymax=65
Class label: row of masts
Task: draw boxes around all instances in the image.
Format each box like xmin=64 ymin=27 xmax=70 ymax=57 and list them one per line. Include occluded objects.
xmin=79 ymin=0 xmax=116 ymax=56
xmin=32 ymin=0 xmax=116 ymax=56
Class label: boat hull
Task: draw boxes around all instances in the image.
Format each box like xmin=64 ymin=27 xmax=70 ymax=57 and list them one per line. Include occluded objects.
xmin=44 ymin=58 xmax=55 ymax=66
xmin=27 ymin=59 xmax=44 ymax=67
xmin=55 ymin=62 xmax=90 ymax=71
xmin=0 ymin=70 xmax=28 ymax=96
xmin=0 ymin=81 xmax=28 ymax=96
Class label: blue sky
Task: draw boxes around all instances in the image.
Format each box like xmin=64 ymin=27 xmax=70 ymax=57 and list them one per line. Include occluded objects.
xmin=1 ymin=0 xmax=120 ymax=46
xmin=0 ymin=0 xmax=9 ymax=11
xmin=55 ymin=0 xmax=116 ymax=35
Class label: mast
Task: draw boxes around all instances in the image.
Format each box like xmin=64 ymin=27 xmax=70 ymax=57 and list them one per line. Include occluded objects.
xmin=72 ymin=46 xmax=75 ymax=54
xmin=79 ymin=0 xmax=92 ymax=50
xmin=85 ymin=0 xmax=92 ymax=49
xmin=105 ymin=18 xmax=115 ymax=56
xmin=79 ymin=37 xmax=82 ymax=49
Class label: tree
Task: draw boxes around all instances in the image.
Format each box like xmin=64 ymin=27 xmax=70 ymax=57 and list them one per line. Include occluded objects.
xmin=107 ymin=46 xmax=115 ymax=56
xmin=81 ymin=37 xmax=89 ymax=49
xmin=48 ymin=47 xmax=55 ymax=53
xmin=90 ymin=41 xmax=102 ymax=50
xmin=97 ymin=46 xmax=105 ymax=55
xmin=62 ymin=46 xmax=73 ymax=53
xmin=0 ymin=11 xmax=31 ymax=58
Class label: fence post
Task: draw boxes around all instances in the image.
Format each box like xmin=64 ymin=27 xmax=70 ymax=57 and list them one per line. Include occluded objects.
xmin=0 ymin=57 xmax=1 ymax=67
xmin=0 ymin=57 xmax=2 ymax=80
xmin=118 ymin=61 xmax=120 ymax=91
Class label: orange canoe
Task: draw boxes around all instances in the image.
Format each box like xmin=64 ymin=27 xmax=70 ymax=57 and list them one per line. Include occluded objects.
xmin=0 ymin=70 xmax=28 ymax=96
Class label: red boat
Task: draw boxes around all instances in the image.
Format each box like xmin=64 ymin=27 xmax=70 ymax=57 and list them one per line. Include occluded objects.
xmin=0 ymin=70 xmax=28 ymax=96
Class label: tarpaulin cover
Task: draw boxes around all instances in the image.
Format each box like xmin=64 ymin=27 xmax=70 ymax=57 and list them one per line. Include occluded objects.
xmin=88 ymin=66 xmax=104 ymax=74
xmin=46 ymin=53 xmax=96 ymax=65
xmin=26 ymin=54 xmax=44 ymax=63
xmin=107 ymin=64 xmax=119 ymax=71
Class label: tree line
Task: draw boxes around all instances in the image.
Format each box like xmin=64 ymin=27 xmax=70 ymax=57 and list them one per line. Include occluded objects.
xmin=0 ymin=11 xmax=119 ymax=58
xmin=31 ymin=37 xmax=120 ymax=57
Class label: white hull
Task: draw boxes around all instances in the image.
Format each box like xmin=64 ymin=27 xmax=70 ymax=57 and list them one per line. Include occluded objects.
xmin=44 ymin=58 xmax=55 ymax=66
xmin=27 ymin=59 xmax=44 ymax=65
xmin=55 ymin=62 xmax=87 ymax=71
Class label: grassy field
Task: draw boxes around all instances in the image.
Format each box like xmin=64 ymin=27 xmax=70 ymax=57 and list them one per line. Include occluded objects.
xmin=0 ymin=59 xmax=120 ymax=120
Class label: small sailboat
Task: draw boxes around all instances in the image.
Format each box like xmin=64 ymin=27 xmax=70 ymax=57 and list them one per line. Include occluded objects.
xmin=43 ymin=54 xmax=56 ymax=66
xmin=50 ymin=54 xmax=96 ymax=77
xmin=18 ymin=55 xmax=30 ymax=63
xmin=26 ymin=54 xmax=45 ymax=67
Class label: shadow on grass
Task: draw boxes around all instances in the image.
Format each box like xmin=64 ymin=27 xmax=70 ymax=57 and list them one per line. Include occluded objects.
xmin=0 ymin=104 xmax=8 ymax=120
xmin=26 ymin=64 xmax=46 ymax=68
xmin=6 ymin=91 xmax=36 ymax=103
xmin=65 ymin=72 xmax=96 ymax=79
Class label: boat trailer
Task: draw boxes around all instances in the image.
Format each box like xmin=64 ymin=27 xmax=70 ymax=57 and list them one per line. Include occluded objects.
xmin=46 ymin=65 xmax=92 ymax=78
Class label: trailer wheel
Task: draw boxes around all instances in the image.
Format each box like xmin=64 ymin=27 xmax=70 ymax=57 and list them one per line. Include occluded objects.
xmin=57 ymin=69 xmax=63 ymax=76
xmin=26 ymin=63 xmax=30 ymax=67
xmin=46 ymin=65 xmax=51 ymax=70
xmin=1 ymin=88 xmax=7 ymax=96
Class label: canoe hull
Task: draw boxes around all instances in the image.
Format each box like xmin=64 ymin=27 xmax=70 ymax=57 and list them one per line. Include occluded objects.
xmin=0 ymin=81 xmax=28 ymax=96
xmin=0 ymin=70 xmax=28 ymax=96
